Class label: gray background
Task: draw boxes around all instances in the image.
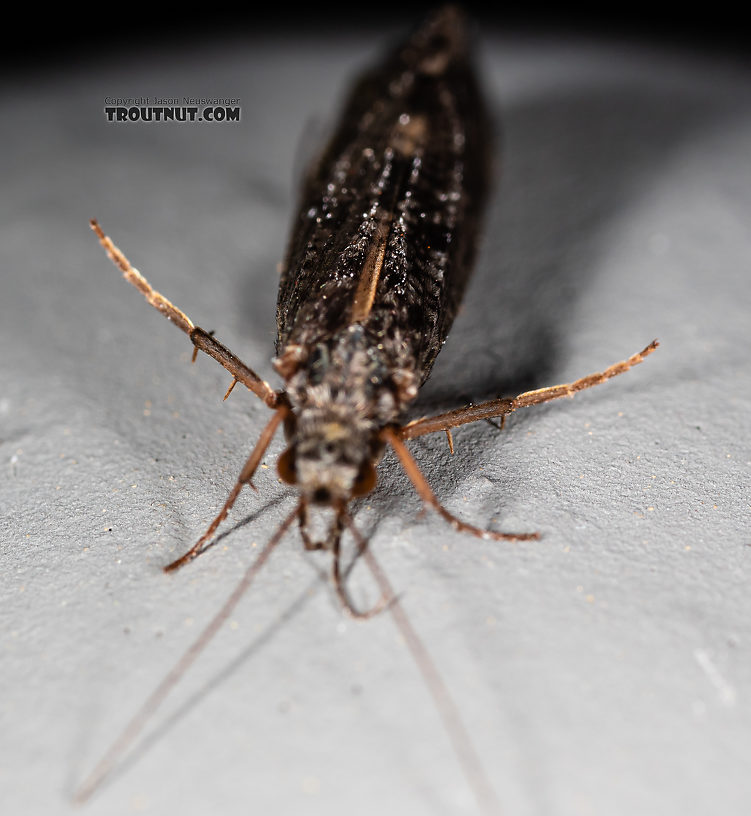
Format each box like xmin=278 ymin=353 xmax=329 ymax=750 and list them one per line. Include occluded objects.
xmin=2 ymin=17 xmax=750 ymax=816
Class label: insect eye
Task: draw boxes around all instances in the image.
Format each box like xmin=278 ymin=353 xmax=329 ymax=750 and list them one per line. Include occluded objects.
xmin=352 ymin=462 xmax=377 ymax=497
xmin=277 ymin=447 xmax=297 ymax=484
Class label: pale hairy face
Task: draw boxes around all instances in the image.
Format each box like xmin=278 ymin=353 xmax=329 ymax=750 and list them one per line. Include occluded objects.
xmin=278 ymin=416 xmax=377 ymax=509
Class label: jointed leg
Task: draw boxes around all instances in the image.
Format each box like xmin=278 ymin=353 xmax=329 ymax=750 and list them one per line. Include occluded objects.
xmin=164 ymin=406 xmax=289 ymax=572
xmin=90 ymin=219 xmax=280 ymax=409
xmin=513 ymin=340 xmax=659 ymax=409
xmin=402 ymin=340 xmax=658 ymax=440
xmin=381 ymin=427 xmax=539 ymax=542
xmin=402 ymin=398 xmax=515 ymax=441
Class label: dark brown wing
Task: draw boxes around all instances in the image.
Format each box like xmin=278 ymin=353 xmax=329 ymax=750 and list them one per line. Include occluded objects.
xmin=275 ymin=6 xmax=491 ymax=384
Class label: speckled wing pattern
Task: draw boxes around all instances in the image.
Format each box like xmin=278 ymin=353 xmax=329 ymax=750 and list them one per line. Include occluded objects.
xmin=275 ymin=6 xmax=491 ymax=389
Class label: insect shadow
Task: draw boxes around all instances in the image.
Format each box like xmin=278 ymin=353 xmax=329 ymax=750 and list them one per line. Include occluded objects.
xmin=71 ymin=575 xmax=323 ymax=798
xmin=186 ymin=491 xmax=290 ymax=560
xmin=416 ymin=79 xmax=728 ymax=411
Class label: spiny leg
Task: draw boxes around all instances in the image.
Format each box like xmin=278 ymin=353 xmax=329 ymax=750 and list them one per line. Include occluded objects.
xmin=401 ymin=398 xmax=515 ymax=441
xmin=164 ymin=406 xmax=289 ymax=572
xmin=514 ymin=339 xmax=659 ymax=408
xmin=90 ymin=219 xmax=280 ymax=409
xmin=381 ymin=427 xmax=539 ymax=542
xmin=401 ymin=340 xmax=659 ymax=440
xmin=73 ymin=503 xmax=299 ymax=805
xmin=445 ymin=429 xmax=455 ymax=454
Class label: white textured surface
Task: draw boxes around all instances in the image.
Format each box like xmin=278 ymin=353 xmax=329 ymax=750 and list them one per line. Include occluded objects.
xmin=1 ymin=24 xmax=750 ymax=816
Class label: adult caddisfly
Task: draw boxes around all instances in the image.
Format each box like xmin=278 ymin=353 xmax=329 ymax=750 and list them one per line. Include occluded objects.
xmin=76 ymin=6 xmax=658 ymax=811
